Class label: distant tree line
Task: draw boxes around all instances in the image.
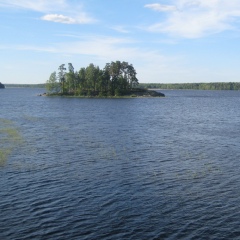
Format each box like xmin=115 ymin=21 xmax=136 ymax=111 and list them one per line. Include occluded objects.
xmin=139 ymin=82 xmax=240 ymax=91
xmin=46 ymin=61 xmax=139 ymax=96
xmin=5 ymin=84 xmax=45 ymax=88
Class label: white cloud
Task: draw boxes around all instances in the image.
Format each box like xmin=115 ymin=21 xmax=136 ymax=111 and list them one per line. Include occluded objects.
xmin=145 ymin=0 xmax=240 ymax=38
xmin=41 ymin=14 xmax=93 ymax=24
xmin=42 ymin=14 xmax=75 ymax=24
xmin=144 ymin=3 xmax=177 ymax=12
xmin=0 ymin=0 xmax=95 ymax=24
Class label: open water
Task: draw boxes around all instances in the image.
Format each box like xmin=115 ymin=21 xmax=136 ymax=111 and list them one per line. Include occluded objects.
xmin=1 ymin=88 xmax=240 ymax=239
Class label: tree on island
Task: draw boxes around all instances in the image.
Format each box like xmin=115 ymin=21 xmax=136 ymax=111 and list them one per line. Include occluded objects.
xmin=0 ymin=82 xmax=5 ymax=88
xmin=46 ymin=61 xmax=139 ymax=96
xmin=46 ymin=72 xmax=60 ymax=93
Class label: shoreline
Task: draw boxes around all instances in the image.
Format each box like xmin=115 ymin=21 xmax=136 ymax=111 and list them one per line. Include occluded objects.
xmin=39 ymin=89 xmax=165 ymax=98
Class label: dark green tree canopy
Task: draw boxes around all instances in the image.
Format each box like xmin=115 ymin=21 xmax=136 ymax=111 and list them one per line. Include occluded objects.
xmin=0 ymin=82 xmax=5 ymax=89
xmin=46 ymin=61 xmax=139 ymax=96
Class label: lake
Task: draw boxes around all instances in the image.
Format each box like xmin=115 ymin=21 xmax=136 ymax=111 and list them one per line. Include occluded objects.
xmin=1 ymin=88 xmax=240 ymax=239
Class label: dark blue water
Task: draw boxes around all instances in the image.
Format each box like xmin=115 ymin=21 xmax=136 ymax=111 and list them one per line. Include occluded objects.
xmin=1 ymin=88 xmax=240 ymax=239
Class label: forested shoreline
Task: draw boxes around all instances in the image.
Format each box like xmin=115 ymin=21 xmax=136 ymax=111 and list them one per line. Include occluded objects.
xmin=4 ymin=78 xmax=240 ymax=92
xmin=4 ymin=82 xmax=240 ymax=91
xmin=139 ymin=82 xmax=240 ymax=90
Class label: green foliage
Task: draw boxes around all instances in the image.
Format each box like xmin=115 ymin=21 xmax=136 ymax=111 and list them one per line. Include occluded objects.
xmin=46 ymin=72 xmax=60 ymax=93
xmin=114 ymin=88 xmax=120 ymax=96
xmin=46 ymin=61 xmax=139 ymax=96
xmin=58 ymin=64 xmax=66 ymax=93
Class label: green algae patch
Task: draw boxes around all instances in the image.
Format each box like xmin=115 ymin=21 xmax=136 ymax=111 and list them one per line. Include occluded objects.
xmin=0 ymin=149 xmax=11 ymax=167
xmin=0 ymin=118 xmax=23 ymax=166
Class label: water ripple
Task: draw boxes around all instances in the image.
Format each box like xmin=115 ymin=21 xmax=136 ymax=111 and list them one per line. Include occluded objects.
xmin=1 ymin=89 xmax=240 ymax=239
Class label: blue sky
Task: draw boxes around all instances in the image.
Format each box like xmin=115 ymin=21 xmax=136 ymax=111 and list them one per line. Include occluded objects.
xmin=1 ymin=0 xmax=240 ymax=84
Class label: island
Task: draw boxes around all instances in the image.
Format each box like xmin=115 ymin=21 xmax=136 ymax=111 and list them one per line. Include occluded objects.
xmin=0 ymin=82 xmax=5 ymax=89
xmin=45 ymin=61 xmax=165 ymax=98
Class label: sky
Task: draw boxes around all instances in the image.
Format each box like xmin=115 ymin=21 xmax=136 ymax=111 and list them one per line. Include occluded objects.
xmin=1 ymin=0 xmax=240 ymax=84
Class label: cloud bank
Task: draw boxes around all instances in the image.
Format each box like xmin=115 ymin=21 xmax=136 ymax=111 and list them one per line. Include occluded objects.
xmin=145 ymin=0 xmax=240 ymax=38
